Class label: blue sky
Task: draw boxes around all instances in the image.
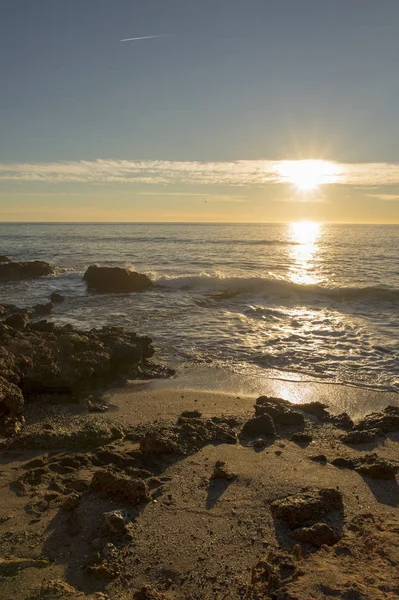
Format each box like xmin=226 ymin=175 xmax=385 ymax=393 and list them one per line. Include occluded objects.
xmin=1 ymin=0 xmax=399 ymax=222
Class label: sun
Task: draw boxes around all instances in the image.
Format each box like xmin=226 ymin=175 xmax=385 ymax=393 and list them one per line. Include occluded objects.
xmin=277 ymin=159 xmax=339 ymax=191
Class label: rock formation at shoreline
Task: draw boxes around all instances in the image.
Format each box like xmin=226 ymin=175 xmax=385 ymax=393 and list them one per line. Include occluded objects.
xmin=0 ymin=259 xmax=54 ymax=280
xmin=83 ymin=265 xmax=153 ymax=293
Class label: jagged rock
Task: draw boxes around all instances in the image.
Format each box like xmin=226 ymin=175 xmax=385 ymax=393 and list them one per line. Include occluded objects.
xmin=241 ymin=414 xmax=276 ymax=437
xmin=211 ymin=460 xmax=236 ymax=480
xmin=7 ymin=420 xmax=125 ymax=450
xmin=354 ymin=405 xmax=399 ymax=434
xmin=134 ymin=586 xmax=169 ymax=600
xmin=355 ymin=454 xmax=398 ymax=480
xmin=84 ymin=265 xmax=153 ymax=293
xmin=328 ymin=412 xmax=354 ymax=430
xmin=50 ymin=292 xmax=65 ymax=303
xmin=91 ymin=469 xmax=150 ymax=504
xmin=295 ymin=401 xmax=330 ymax=419
xmin=270 ymin=488 xmax=343 ymax=529
xmin=0 ymin=260 xmax=54 ymax=280
xmin=4 ymin=312 xmax=29 ymax=330
xmin=62 ymin=493 xmax=81 ymax=511
xmin=140 ymin=431 xmax=183 ymax=456
xmin=0 ymin=255 xmax=10 ymax=263
xmin=29 ymin=320 xmax=56 ymax=332
xmin=103 ymin=509 xmax=127 ymax=534
xmin=255 ymin=396 xmax=305 ymax=426
xmin=291 ymin=522 xmax=339 ymax=546
xmin=26 ymin=580 xmax=83 ymax=599
xmin=0 ymin=557 xmax=49 ymax=577
xmin=33 ymin=302 xmax=53 ymax=316
xmin=342 ymin=429 xmax=381 ymax=444
xmin=291 ymin=432 xmax=313 ymax=444
xmin=0 ymin=375 xmax=24 ymax=417
xmin=331 ymin=457 xmax=356 ymax=469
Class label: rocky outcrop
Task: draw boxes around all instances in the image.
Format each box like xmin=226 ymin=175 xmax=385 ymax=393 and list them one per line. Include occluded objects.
xmin=83 ymin=265 xmax=153 ymax=293
xmin=0 ymin=323 xmax=155 ymax=396
xmin=270 ymin=488 xmax=343 ymax=529
xmin=255 ymin=396 xmax=305 ymax=426
xmin=241 ymin=414 xmax=276 ymax=437
xmin=0 ymin=260 xmax=54 ymax=280
xmin=0 ymin=255 xmax=10 ymax=263
xmin=50 ymin=292 xmax=65 ymax=303
xmin=353 ymin=405 xmax=399 ymax=434
xmin=91 ymin=469 xmax=150 ymax=504
xmin=0 ymin=376 xmax=24 ymax=418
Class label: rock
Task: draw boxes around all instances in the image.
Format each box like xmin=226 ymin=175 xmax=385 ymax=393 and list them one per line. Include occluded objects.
xmin=331 ymin=457 xmax=356 ymax=469
xmin=91 ymin=469 xmax=150 ymax=504
xmin=354 ymin=405 xmax=399 ymax=434
xmin=355 ymin=454 xmax=398 ymax=480
xmin=62 ymin=493 xmax=81 ymax=511
xmin=29 ymin=320 xmax=56 ymax=332
xmin=134 ymin=586 xmax=169 ymax=600
xmin=27 ymin=580 xmax=83 ymax=599
xmin=270 ymin=488 xmax=343 ymax=529
xmin=295 ymin=401 xmax=330 ymax=419
xmin=0 ymin=375 xmax=24 ymax=417
xmin=84 ymin=265 xmax=153 ymax=293
xmin=0 ymin=260 xmax=54 ymax=280
xmin=252 ymin=437 xmax=268 ymax=448
xmin=50 ymin=292 xmax=65 ymax=303
xmin=140 ymin=431 xmax=183 ymax=456
xmin=328 ymin=412 xmax=354 ymax=430
xmin=7 ymin=420 xmax=125 ymax=450
xmin=309 ymin=454 xmax=327 ymax=463
xmin=4 ymin=312 xmax=29 ymax=330
xmin=0 ymin=255 xmax=10 ymax=263
xmin=255 ymin=396 xmax=305 ymax=426
xmin=211 ymin=460 xmax=236 ymax=480
xmin=103 ymin=509 xmax=127 ymax=534
xmin=0 ymin=557 xmax=49 ymax=577
xmin=241 ymin=414 xmax=276 ymax=437
xmin=290 ymin=432 xmax=313 ymax=444
xmin=179 ymin=410 xmax=202 ymax=419
xmin=342 ymin=429 xmax=381 ymax=444
xmin=33 ymin=302 xmax=53 ymax=316
xmin=291 ymin=523 xmax=339 ymax=547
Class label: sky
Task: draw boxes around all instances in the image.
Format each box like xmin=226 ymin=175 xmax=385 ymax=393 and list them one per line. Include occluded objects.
xmin=1 ymin=0 xmax=399 ymax=223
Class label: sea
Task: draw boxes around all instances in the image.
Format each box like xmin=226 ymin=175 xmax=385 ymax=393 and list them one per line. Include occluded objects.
xmin=0 ymin=222 xmax=398 ymax=393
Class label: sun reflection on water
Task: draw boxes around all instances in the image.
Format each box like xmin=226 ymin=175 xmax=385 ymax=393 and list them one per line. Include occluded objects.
xmin=289 ymin=221 xmax=322 ymax=285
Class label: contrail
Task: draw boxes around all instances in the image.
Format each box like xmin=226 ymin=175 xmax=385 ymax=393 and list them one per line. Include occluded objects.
xmin=120 ymin=35 xmax=168 ymax=42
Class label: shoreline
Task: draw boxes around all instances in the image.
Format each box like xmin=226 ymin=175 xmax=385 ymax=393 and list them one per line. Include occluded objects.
xmin=106 ymin=365 xmax=399 ymax=421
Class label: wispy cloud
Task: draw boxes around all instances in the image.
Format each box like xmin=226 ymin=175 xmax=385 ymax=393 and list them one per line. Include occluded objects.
xmin=120 ymin=35 xmax=168 ymax=42
xmin=2 ymin=158 xmax=399 ymax=188
xmin=367 ymin=193 xmax=399 ymax=201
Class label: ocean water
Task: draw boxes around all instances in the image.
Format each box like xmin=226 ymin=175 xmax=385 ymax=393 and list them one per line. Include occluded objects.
xmin=0 ymin=222 xmax=398 ymax=392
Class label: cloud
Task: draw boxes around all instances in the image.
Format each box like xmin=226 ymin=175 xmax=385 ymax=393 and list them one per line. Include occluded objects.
xmin=2 ymin=158 xmax=399 ymax=188
xmin=120 ymin=35 xmax=168 ymax=42
xmin=367 ymin=193 xmax=399 ymax=201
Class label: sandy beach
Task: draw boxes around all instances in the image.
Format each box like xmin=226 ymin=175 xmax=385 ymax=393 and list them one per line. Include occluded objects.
xmin=1 ymin=368 xmax=398 ymax=599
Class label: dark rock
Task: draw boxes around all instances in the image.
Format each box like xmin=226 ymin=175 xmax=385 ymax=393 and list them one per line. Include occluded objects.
xmin=241 ymin=414 xmax=276 ymax=437
xmin=252 ymin=437 xmax=268 ymax=449
xmin=291 ymin=432 xmax=313 ymax=444
xmin=91 ymin=469 xmax=150 ymax=504
xmin=29 ymin=320 xmax=56 ymax=333
xmin=84 ymin=265 xmax=153 ymax=293
xmin=211 ymin=460 xmax=235 ymax=480
xmin=62 ymin=493 xmax=81 ymax=511
xmin=355 ymin=454 xmax=398 ymax=480
xmin=140 ymin=432 xmax=183 ymax=456
xmin=295 ymin=401 xmax=330 ymax=419
xmin=0 ymin=375 xmax=24 ymax=418
xmin=0 ymin=256 xmax=10 ymax=263
xmin=255 ymin=396 xmax=305 ymax=426
xmin=50 ymin=292 xmax=65 ymax=303
xmin=342 ymin=429 xmax=381 ymax=444
xmin=309 ymin=454 xmax=327 ymax=464
xmin=328 ymin=412 xmax=354 ymax=430
xmin=331 ymin=457 xmax=356 ymax=469
xmin=134 ymin=585 xmax=169 ymax=600
xmin=354 ymin=405 xmax=399 ymax=434
xmin=4 ymin=312 xmax=29 ymax=330
xmin=291 ymin=523 xmax=339 ymax=547
xmin=0 ymin=260 xmax=54 ymax=280
xmin=33 ymin=302 xmax=53 ymax=316
xmin=103 ymin=509 xmax=127 ymax=534
xmin=270 ymin=488 xmax=343 ymax=529
xmin=179 ymin=410 xmax=202 ymax=420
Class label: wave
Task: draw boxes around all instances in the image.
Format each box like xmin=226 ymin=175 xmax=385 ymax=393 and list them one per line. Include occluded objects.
xmin=152 ymin=273 xmax=399 ymax=303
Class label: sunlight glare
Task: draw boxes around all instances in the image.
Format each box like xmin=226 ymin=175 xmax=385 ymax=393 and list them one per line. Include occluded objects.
xmin=289 ymin=221 xmax=322 ymax=285
xmin=278 ymin=159 xmax=339 ymax=191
